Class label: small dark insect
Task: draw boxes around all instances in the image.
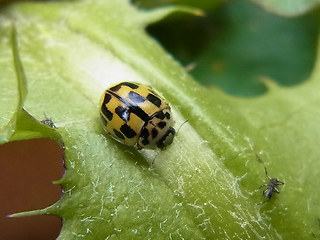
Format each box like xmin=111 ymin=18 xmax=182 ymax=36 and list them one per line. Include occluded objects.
xmin=258 ymin=167 xmax=284 ymax=205
xmin=40 ymin=118 xmax=57 ymax=128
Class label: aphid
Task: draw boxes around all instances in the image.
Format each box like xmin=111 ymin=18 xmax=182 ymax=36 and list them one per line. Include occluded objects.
xmin=258 ymin=167 xmax=284 ymax=205
xmin=100 ymin=82 xmax=175 ymax=150
xmin=40 ymin=115 xmax=57 ymax=128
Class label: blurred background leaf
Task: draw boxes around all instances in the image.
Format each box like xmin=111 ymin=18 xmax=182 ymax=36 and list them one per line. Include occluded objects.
xmin=146 ymin=1 xmax=319 ymax=96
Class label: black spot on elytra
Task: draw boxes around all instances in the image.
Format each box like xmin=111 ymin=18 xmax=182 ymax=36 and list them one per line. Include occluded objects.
xmin=157 ymin=121 xmax=166 ymax=129
xmin=154 ymin=111 xmax=165 ymax=120
xmin=146 ymin=93 xmax=161 ymax=107
xmin=128 ymin=91 xmax=146 ymax=104
xmin=120 ymin=124 xmax=137 ymax=138
xmin=114 ymin=129 xmax=125 ymax=139
xmin=151 ymin=128 xmax=158 ymax=139
xmin=101 ymin=105 xmax=113 ymax=121
xmin=103 ymin=93 xmax=112 ymax=104
xmin=140 ymin=128 xmax=149 ymax=139
xmin=110 ymin=82 xmax=139 ymax=92
xmin=107 ymin=89 xmax=150 ymax=122
xmin=115 ymin=106 xmax=130 ymax=122
xmin=165 ymin=112 xmax=171 ymax=119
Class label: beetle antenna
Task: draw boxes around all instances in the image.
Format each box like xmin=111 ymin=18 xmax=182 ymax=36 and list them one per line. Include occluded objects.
xmin=264 ymin=167 xmax=271 ymax=180
xmin=176 ymin=119 xmax=189 ymax=135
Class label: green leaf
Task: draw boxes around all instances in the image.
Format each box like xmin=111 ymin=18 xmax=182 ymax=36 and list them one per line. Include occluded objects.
xmin=1 ymin=0 xmax=320 ymax=239
xmin=148 ymin=1 xmax=319 ymax=97
xmin=192 ymin=1 xmax=319 ymax=96
xmin=0 ymin=25 xmax=60 ymax=143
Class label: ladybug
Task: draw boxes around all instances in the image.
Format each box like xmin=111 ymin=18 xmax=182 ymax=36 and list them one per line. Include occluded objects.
xmin=99 ymin=82 xmax=175 ymax=150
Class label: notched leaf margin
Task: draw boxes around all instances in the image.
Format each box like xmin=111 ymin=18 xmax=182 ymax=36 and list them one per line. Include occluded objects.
xmin=138 ymin=5 xmax=204 ymax=26
xmin=5 ymin=24 xmax=64 ymax=217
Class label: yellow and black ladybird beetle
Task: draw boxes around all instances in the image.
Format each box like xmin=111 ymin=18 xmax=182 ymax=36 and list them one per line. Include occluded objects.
xmin=99 ymin=82 xmax=175 ymax=150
